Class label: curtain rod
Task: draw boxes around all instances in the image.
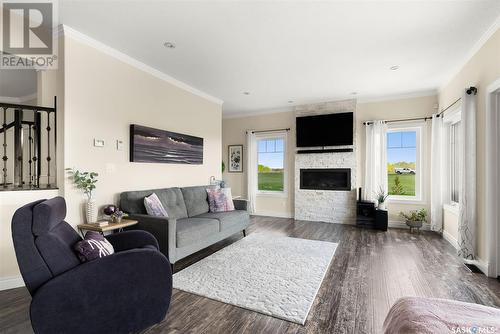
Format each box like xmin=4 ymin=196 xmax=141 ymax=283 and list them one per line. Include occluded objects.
xmin=363 ymin=117 xmax=431 ymax=126
xmin=364 ymin=86 xmax=478 ymax=125
xmin=436 ymin=86 xmax=477 ymax=117
xmin=246 ymin=128 xmax=290 ymax=134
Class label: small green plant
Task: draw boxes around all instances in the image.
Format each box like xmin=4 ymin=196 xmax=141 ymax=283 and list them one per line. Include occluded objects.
xmin=391 ymin=175 xmax=405 ymax=195
xmin=66 ymin=168 xmax=98 ymax=199
xmin=399 ymin=209 xmax=428 ymax=223
xmin=375 ymin=186 xmax=388 ymax=205
xmin=222 ymin=161 xmax=225 ymax=173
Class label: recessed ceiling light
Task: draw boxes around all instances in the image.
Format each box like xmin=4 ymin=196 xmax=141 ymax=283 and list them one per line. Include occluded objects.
xmin=163 ymin=42 xmax=176 ymax=49
xmin=243 ymin=91 xmax=250 ymax=95
xmin=351 ymin=92 xmax=357 ymax=95
xmin=288 ymin=100 xmax=294 ymax=103
xmin=390 ymin=65 xmax=400 ymax=70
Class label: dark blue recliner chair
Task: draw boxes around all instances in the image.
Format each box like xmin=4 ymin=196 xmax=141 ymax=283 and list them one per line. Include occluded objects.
xmin=11 ymin=197 xmax=172 ymax=334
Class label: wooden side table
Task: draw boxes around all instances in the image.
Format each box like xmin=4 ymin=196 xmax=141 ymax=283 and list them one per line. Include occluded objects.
xmin=77 ymin=219 xmax=138 ymax=236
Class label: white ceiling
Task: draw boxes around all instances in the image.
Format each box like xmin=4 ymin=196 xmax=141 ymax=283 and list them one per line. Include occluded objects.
xmin=59 ymin=1 xmax=500 ymax=116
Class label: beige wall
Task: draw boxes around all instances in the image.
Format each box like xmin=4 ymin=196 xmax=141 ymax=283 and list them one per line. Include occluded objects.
xmin=222 ymin=94 xmax=438 ymax=220
xmin=357 ymin=95 xmax=438 ymax=221
xmin=1 ymin=33 xmax=222 ymax=288
xmin=439 ymin=28 xmax=500 ymax=262
xmin=223 ymin=112 xmax=295 ymax=217
xmin=0 ymin=190 xmax=59 ymax=283
xmin=62 ymin=36 xmax=222 ymax=225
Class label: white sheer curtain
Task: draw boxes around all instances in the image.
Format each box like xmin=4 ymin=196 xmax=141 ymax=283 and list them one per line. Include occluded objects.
xmin=246 ymin=131 xmax=257 ymax=214
xmin=458 ymin=91 xmax=477 ymax=260
xmin=430 ymin=114 xmax=445 ymax=232
xmin=364 ymin=121 xmax=388 ymax=201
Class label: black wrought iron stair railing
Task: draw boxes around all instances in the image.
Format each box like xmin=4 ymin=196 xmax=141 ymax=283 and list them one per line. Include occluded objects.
xmin=0 ymin=97 xmax=56 ymax=190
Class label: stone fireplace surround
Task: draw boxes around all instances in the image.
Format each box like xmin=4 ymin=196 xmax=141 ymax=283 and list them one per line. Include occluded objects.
xmin=294 ymin=99 xmax=357 ymax=224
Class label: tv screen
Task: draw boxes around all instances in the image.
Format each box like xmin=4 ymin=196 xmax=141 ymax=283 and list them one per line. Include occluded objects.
xmin=296 ymin=112 xmax=353 ymax=147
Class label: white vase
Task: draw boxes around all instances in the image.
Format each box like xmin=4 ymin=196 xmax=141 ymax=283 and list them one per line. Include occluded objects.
xmin=377 ymin=202 xmax=385 ymax=210
xmin=86 ymin=199 xmax=98 ymax=224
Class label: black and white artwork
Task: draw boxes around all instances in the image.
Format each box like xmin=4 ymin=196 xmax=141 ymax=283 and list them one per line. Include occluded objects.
xmin=228 ymin=145 xmax=243 ymax=172
xmin=130 ymin=124 xmax=203 ymax=164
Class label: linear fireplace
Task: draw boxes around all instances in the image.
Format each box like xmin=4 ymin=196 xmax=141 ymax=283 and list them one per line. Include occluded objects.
xmin=300 ymin=168 xmax=351 ymax=191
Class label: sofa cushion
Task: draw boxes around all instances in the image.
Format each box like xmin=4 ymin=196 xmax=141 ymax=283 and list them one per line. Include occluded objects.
xmin=35 ymin=222 xmax=82 ymax=276
xmin=181 ymin=185 xmax=216 ymax=217
xmin=121 ymin=188 xmax=188 ymax=219
xmin=196 ymin=210 xmax=249 ymax=232
xmin=176 ymin=218 xmax=220 ymax=248
xmin=33 ymin=197 xmax=67 ymax=236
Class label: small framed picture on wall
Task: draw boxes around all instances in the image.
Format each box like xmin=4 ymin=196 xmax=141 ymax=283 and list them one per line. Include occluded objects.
xmin=228 ymin=145 xmax=243 ymax=173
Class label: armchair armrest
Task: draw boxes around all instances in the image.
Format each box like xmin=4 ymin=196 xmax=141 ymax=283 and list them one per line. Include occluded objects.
xmin=30 ymin=249 xmax=172 ymax=334
xmin=127 ymin=214 xmax=176 ymax=259
xmin=105 ymin=230 xmax=158 ymax=252
xmin=233 ymin=199 xmax=248 ymax=211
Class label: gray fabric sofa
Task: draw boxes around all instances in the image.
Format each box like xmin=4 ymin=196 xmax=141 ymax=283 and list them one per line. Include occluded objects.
xmin=120 ymin=185 xmax=249 ymax=264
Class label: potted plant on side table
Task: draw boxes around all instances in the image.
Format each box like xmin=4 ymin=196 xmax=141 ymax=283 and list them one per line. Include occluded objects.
xmin=375 ymin=187 xmax=388 ymax=210
xmin=66 ymin=168 xmax=99 ymax=224
xmin=399 ymin=209 xmax=428 ymax=233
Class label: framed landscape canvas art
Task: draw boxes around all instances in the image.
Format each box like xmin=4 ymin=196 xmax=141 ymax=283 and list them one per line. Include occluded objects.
xmin=228 ymin=145 xmax=243 ymax=172
xmin=130 ymin=124 xmax=203 ymax=164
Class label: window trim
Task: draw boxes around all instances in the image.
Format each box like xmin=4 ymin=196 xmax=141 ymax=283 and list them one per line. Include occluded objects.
xmin=443 ymin=106 xmax=462 ymax=206
xmin=386 ymin=122 xmax=425 ymax=203
xmin=255 ymin=132 xmax=288 ymax=197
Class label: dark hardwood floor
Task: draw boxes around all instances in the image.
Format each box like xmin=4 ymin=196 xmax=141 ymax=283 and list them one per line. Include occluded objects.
xmin=1 ymin=216 xmax=500 ymax=334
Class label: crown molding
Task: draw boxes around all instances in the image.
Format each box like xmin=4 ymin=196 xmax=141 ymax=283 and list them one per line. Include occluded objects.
xmin=357 ymin=89 xmax=438 ymax=104
xmin=439 ymin=14 xmax=500 ymax=92
xmin=0 ymin=93 xmax=37 ymax=104
xmin=223 ymin=90 xmax=438 ymax=119
xmin=59 ymin=25 xmax=223 ymax=106
xmin=223 ymin=106 xmax=294 ymax=119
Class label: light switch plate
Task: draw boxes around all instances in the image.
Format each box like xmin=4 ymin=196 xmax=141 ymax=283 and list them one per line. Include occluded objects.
xmin=94 ymin=139 xmax=105 ymax=147
xmin=116 ymin=140 xmax=124 ymax=151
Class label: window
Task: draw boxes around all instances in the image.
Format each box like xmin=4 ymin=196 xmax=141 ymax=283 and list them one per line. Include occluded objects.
xmin=257 ymin=135 xmax=286 ymax=193
xmin=444 ymin=108 xmax=462 ymax=206
xmin=387 ymin=124 xmax=423 ymax=201
xmin=450 ymin=121 xmax=461 ymax=203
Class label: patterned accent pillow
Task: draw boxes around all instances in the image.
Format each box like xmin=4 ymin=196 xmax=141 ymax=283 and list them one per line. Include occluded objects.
xmin=221 ymin=187 xmax=235 ymax=211
xmin=74 ymin=231 xmax=115 ymax=263
xmin=144 ymin=193 xmax=168 ymax=217
xmin=206 ymin=188 xmax=235 ymax=212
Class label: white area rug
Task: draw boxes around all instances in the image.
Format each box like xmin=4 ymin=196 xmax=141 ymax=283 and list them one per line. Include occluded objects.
xmin=173 ymin=233 xmax=337 ymax=324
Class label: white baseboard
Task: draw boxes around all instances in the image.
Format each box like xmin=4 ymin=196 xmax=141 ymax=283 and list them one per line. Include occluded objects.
xmin=441 ymin=231 xmax=490 ymax=276
xmin=252 ymin=211 xmax=294 ymax=219
xmin=0 ymin=276 xmax=24 ymax=291
xmin=443 ymin=229 xmax=459 ymax=249
xmin=388 ymin=220 xmax=431 ymax=231
xmin=464 ymin=258 xmax=490 ymax=276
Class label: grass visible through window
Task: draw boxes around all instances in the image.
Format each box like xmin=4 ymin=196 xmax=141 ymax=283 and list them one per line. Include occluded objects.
xmin=258 ymin=171 xmax=284 ymax=191
xmin=257 ymin=137 xmax=285 ymax=192
xmin=387 ymin=131 xmax=417 ymax=197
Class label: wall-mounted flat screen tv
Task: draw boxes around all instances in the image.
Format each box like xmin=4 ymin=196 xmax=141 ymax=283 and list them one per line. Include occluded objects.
xmin=296 ymin=112 xmax=353 ymax=147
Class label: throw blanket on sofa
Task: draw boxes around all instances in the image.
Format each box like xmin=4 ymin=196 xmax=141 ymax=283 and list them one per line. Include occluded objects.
xmin=383 ymin=297 xmax=500 ymax=334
